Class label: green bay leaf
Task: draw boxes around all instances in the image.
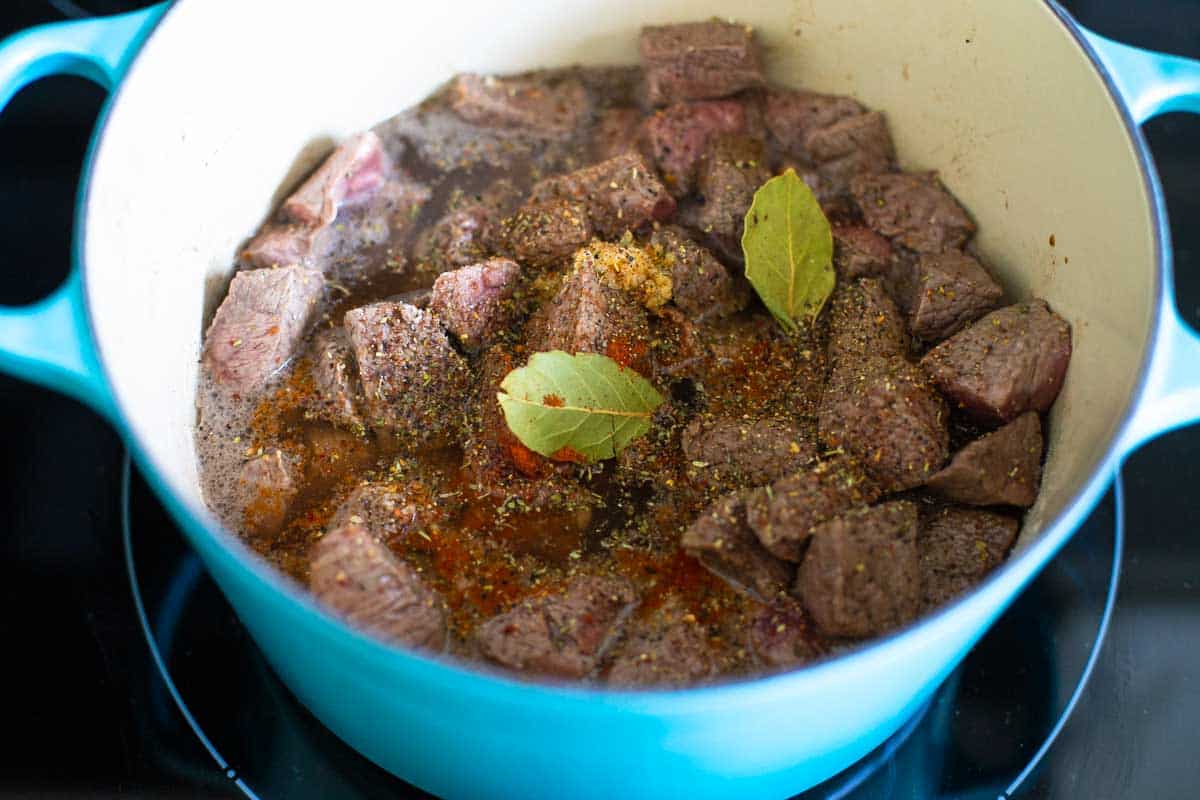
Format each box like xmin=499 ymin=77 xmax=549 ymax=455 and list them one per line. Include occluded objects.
xmin=741 ymin=168 xmax=835 ymax=333
xmin=497 ymin=351 xmax=664 ymax=462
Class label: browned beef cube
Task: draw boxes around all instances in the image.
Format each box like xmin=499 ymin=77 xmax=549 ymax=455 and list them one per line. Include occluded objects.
xmin=235 ymin=448 xmax=300 ymax=537
xmin=907 ymin=251 xmax=1004 ymax=342
xmin=309 ymin=522 xmax=447 ymax=650
xmin=920 ymin=506 xmax=1019 ymax=607
xmin=926 ymin=412 xmax=1043 ymax=506
xmin=749 ymin=600 xmax=822 ymax=670
xmin=640 ymin=20 xmax=766 ymax=105
xmin=833 ymin=225 xmax=894 ymax=282
xmin=448 ymin=73 xmax=591 ymax=138
xmin=826 ymin=278 xmax=908 ymax=368
xmin=330 ymin=480 xmax=448 ymax=545
xmin=797 ymin=500 xmax=921 ymax=638
xmin=282 ymin=132 xmax=388 ymax=227
xmin=643 ymin=100 xmax=751 ymax=196
xmin=850 ymin=172 xmax=976 ymax=254
xmin=689 ymin=135 xmax=771 ymax=261
xmin=241 ymin=223 xmax=324 ymax=269
xmin=305 ymin=328 xmax=363 ymax=429
xmin=681 ymin=414 xmax=816 ymax=492
xmin=650 ymin=225 xmax=747 ymax=319
xmin=681 ymin=491 xmax=795 ymax=603
xmin=343 ymin=301 xmax=470 ymax=445
xmin=524 ymin=261 xmax=652 ymax=374
xmin=429 ymin=258 xmax=521 ymax=351
xmin=745 ymin=455 xmax=881 ymax=562
xmin=819 ymin=356 xmax=949 ymax=492
xmin=764 ymin=89 xmax=864 ymax=159
xmin=529 ymin=152 xmax=675 ymax=238
xmin=413 ymin=179 xmax=522 ymax=270
xmin=202 ymin=266 xmax=324 ymax=397
xmin=591 ymin=107 xmax=648 ymax=162
xmin=475 ymin=576 xmax=637 ymax=679
xmin=805 ymin=111 xmax=896 ymax=189
xmin=604 ymin=602 xmax=716 ymax=688
xmin=921 ymin=299 xmax=1072 ymax=424
xmin=498 ymin=199 xmax=592 ymax=270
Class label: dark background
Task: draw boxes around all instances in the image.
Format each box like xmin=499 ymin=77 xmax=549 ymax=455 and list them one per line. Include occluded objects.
xmin=0 ymin=1 xmax=1197 ymax=797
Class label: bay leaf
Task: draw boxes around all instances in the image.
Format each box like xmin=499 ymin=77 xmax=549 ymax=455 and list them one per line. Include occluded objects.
xmin=497 ymin=351 xmax=664 ymax=462
xmin=741 ymin=168 xmax=835 ymax=333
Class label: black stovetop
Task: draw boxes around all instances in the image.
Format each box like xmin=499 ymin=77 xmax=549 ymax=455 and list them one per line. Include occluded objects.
xmin=1 ymin=1 xmax=1198 ymax=797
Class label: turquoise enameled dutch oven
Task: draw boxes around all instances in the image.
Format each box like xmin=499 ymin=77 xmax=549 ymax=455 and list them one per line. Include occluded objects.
xmin=0 ymin=2 xmax=1197 ymax=797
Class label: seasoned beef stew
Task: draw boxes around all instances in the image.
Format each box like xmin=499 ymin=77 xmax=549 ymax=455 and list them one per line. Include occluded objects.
xmin=195 ymin=20 xmax=1072 ymax=687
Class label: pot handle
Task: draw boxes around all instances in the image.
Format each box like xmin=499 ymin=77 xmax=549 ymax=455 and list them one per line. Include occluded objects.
xmin=0 ymin=4 xmax=165 ymax=418
xmin=1081 ymin=28 xmax=1200 ymax=453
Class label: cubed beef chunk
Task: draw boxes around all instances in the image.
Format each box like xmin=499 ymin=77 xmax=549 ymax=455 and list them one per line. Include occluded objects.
xmin=475 ymin=576 xmax=637 ymax=679
xmin=926 ymin=412 xmax=1043 ymax=506
xmin=591 ymin=107 xmax=648 ymax=162
xmin=202 ymin=266 xmax=324 ymax=396
xmin=524 ymin=260 xmax=652 ymax=373
xmin=764 ymin=89 xmax=864 ymax=159
xmin=241 ymin=223 xmax=325 ymax=269
xmin=604 ymin=602 xmax=716 ymax=687
xmin=920 ymin=507 xmax=1019 ymax=607
xmin=498 ymin=199 xmax=593 ymax=269
xmin=907 ymin=251 xmax=1004 ymax=342
xmin=681 ymin=491 xmax=795 ymax=603
xmin=689 ymin=135 xmax=771 ymax=261
xmin=305 ymin=328 xmax=363 ymax=429
xmin=805 ymin=111 xmax=896 ymax=189
xmin=448 ymin=73 xmax=590 ymax=138
xmin=681 ymin=414 xmax=816 ymax=492
xmin=640 ymin=20 xmax=765 ymax=105
xmin=819 ymin=356 xmax=949 ymax=492
xmin=826 ymin=278 xmax=907 ymax=367
xmin=643 ymin=100 xmax=751 ymax=196
xmin=282 ymin=132 xmax=388 ymax=227
xmin=330 ymin=480 xmax=448 ymax=545
xmin=343 ymin=301 xmax=470 ymax=444
xmin=921 ymin=299 xmax=1072 ymax=424
xmin=797 ymin=500 xmax=921 ymax=638
xmin=235 ymin=448 xmax=300 ymax=537
xmin=833 ymin=225 xmax=894 ymax=282
xmin=745 ymin=455 xmax=881 ymax=562
xmin=309 ymin=522 xmax=447 ymax=650
xmin=651 ymin=225 xmax=747 ymax=318
xmin=414 ymin=179 xmax=522 ymax=271
xmin=850 ymin=172 xmax=976 ymax=254
xmin=749 ymin=600 xmax=822 ymax=670
xmin=429 ymin=258 xmax=521 ymax=351
xmin=529 ymin=152 xmax=675 ymax=238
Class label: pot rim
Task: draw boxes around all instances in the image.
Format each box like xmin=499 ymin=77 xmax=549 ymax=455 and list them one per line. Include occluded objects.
xmin=75 ymin=0 xmax=1165 ymax=710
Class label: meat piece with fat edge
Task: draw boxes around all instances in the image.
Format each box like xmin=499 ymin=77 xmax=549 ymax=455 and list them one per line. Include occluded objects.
xmin=475 ymin=576 xmax=638 ymax=679
xmin=797 ymin=500 xmax=921 ymax=638
xmin=528 ymin=152 xmax=675 ymax=238
xmin=201 ymin=265 xmax=324 ymax=397
xmin=919 ymin=506 xmax=1019 ymax=608
xmin=850 ymin=171 xmax=976 ymax=254
xmin=429 ymin=258 xmax=521 ymax=351
xmin=343 ymin=301 xmax=470 ymax=445
xmin=818 ymin=356 xmax=949 ymax=492
xmin=309 ymin=522 xmax=447 ymax=650
xmin=681 ymin=490 xmax=795 ymax=603
xmin=907 ymin=251 xmax=1004 ymax=342
xmin=448 ymin=72 xmax=591 ymax=138
xmin=681 ymin=414 xmax=816 ymax=493
xmin=744 ymin=455 xmax=881 ymax=562
xmin=925 ymin=411 xmax=1043 ymax=506
xmin=282 ymin=131 xmax=389 ymax=227
xmin=639 ymin=20 xmax=766 ymax=105
xmin=920 ymin=299 xmax=1072 ymax=424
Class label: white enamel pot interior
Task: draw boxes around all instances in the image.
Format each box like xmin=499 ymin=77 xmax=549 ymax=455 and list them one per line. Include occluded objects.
xmin=77 ymin=0 xmax=1168 ymax=797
